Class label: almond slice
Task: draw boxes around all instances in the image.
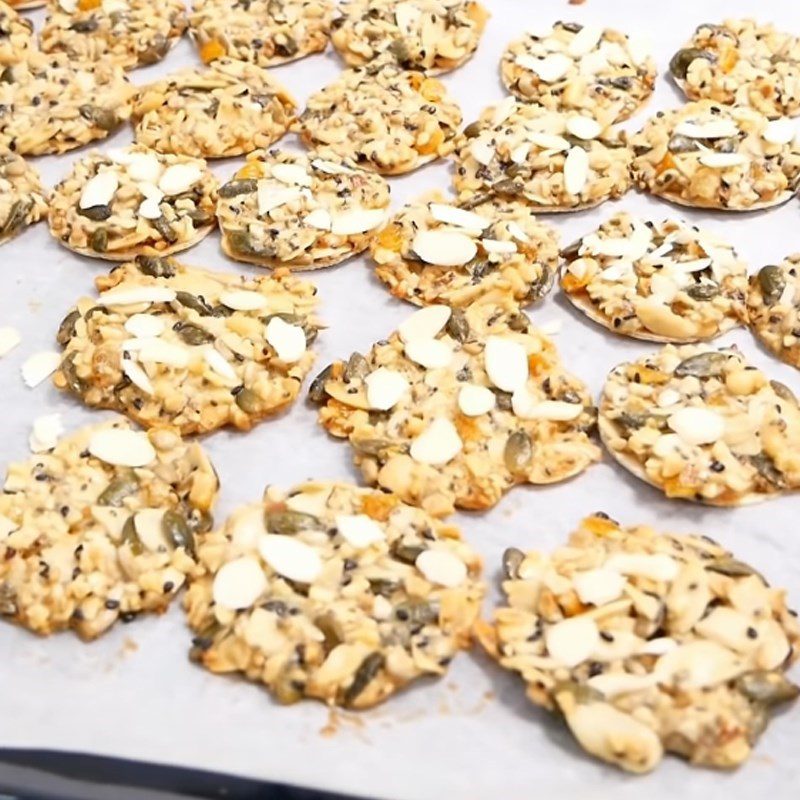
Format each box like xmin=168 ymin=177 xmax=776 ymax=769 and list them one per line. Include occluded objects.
xmin=29 ymin=413 xmax=64 ymax=454
xmin=271 ymin=162 xmax=313 ymax=187
xmin=485 ymin=336 xmax=528 ymax=392
xmin=365 ymin=367 xmax=409 ymax=410
xmin=698 ymin=152 xmax=748 ymax=169
xmin=330 ymin=208 xmax=386 ymax=236
xmin=259 ymin=534 xmax=322 ymax=583
xmin=218 ymin=290 xmax=268 ymax=312
xmin=79 ymin=171 xmax=119 ymax=209
xmin=516 ymin=53 xmax=572 ymax=83
xmin=265 ymin=317 xmax=306 ymax=363
xmin=412 ymin=229 xmax=478 ymax=267
xmin=213 ymin=556 xmax=267 ymax=610
xmin=563 ymin=146 xmax=590 ymax=195
xmin=304 ymin=209 xmax=332 ymax=231
xmin=88 ymin=427 xmax=156 ymax=467
xmin=98 ymin=286 xmax=177 ymax=306
xmin=546 ymin=616 xmax=599 ymax=666
xmin=21 ymin=351 xmax=61 ymax=388
xmin=667 ymin=406 xmax=724 ymax=445
xmin=398 ymin=305 xmax=451 ymax=343
xmin=567 ymin=25 xmax=603 ymax=57
xmin=122 ymin=358 xmax=155 ymax=395
xmin=335 ymin=514 xmax=385 ymax=549
xmin=428 ymin=203 xmax=491 ymax=231
xmin=0 ymin=327 xmax=21 ymax=358
xmin=763 ymin=117 xmax=796 ymax=145
xmin=458 ymin=384 xmax=496 ymax=417
xmin=410 ymin=418 xmax=463 ymax=465
xmin=674 ymin=119 xmax=739 ymax=139
xmin=404 ymin=337 xmax=452 ymax=369
xmin=566 ymin=116 xmax=602 ymax=140
xmin=158 ymin=163 xmax=204 ymax=195
xmin=416 ymin=549 xmax=467 ymax=588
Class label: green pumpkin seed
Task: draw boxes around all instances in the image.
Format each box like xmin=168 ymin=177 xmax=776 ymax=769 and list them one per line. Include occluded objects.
xmin=391 ymin=541 xmax=425 ymax=565
xmin=175 ymin=291 xmax=214 ymax=316
xmin=0 ymin=583 xmax=18 ymax=616
xmin=669 ymin=48 xmax=713 ymax=80
xmin=387 ymin=38 xmax=412 ymax=66
xmin=492 ymin=179 xmax=523 ymax=195
xmin=770 ymin=380 xmax=797 ymax=406
xmin=219 ymin=179 xmax=259 ymax=199
xmin=686 ymin=282 xmax=720 ymax=301
xmin=186 ymin=507 xmax=214 ymax=536
xmin=121 ymin=515 xmax=144 ymax=556
xmin=153 ymin=216 xmax=178 ymax=244
xmin=59 ymin=353 xmax=86 ymax=394
xmin=527 ymin=266 xmax=553 ymax=302
xmin=135 ymin=255 xmax=177 ymax=278
xmin=56 ymin=309 xmax=81 ymax=346
xmin=560 ymin=239 xmax=582 ymax=262
xmin=228 ymin=230 xmax=255 ymax=254
xmin=90 ymin=228 xmax=108 ymax=253
xmin=757 ymin=265 xmax=786 ymax=305
xmin=462 ymin=120 xmax=483 ymax=139
xmin=508 ymin=312 xmax=530 ymax=332
xmin=736 ymin=671 xmax=800 ymax=706
xmin=395 ymin=600 xmax=438 ymax=626
xmin=344 ymin=352 xmax=369 ymax=382
xmin=78 ymin=104 xmax=118 ymax=131
xmin=343 ymin=652 xmax=385 ymax=707
xmin=97 ymin=469 xmax=139 ymax=507
xmin=705 ymin=557 xmax=764 ymax=582
xmin=747 ymin=453 xmax=785 ymax=489
xmin=234 ymin=387 xmax=261 ymax=414
xmin=264 ymin=509 xmax=319 ymax=535
xmin=673 ymin=351 xmax=728 ymax=378
xmin=668 ymin=134 xmax=700 ymax=154
xmin=504 ymin=431 xmax=532 ymax=474
xmin=162 ymin=510 xmax=194 ymax=556
xmin=314 ymin=612 xmax=342 ymax=652
xmin=174 ymin=322 xmax=214 ymax=345
xmin=139 ymin=33 xmax=169 ymax=65
xmin=368 ymin=578 xmax=401 ymax=597
xmin=445 ymin=309 xmax=470 ymax=343
xmin=502 ymin=547 xmax=525 ymax=579
xmin=275 ymin=35 xmax=298 ymax=57
xmin=308 ymin=364 xmax=333 ymax=403
xmin=188 ymin=208 xmax=214 ymax=227
xmin=1 ymin=198 xmax=33 ymax=237
xmin=79 ymin=204 xmax=112 ymax=222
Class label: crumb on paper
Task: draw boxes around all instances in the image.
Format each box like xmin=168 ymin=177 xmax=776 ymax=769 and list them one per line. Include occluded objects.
xmin=568 ymin=0 xmax=586 ymax=5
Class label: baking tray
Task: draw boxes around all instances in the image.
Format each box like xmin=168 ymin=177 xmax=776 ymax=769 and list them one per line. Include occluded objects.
xmin=1 ymin=1 xmax=800 ymax=798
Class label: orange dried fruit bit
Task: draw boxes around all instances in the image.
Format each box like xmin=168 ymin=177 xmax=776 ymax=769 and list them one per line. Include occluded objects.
xmin=200 ymin=39 xmax=226 ymax=64
xmin=78 ymin=0 xmax=101 ymax=10
xmin=416 ymin=127 xmax=445 ymax=155
xmin=664 ymin=477 xmax=697 ymax=499
xmin=235 ymin=162 xmax=263 ymax=179
xmin=419 ymin=78 xmax=445 ymax=102
xmin=466 ymin=2 xmax=490 ymax=28
xmin=581 ymin=515 xmax=619 ymax=537
xmin=361 ymin=492 xmax=400 ymax=522
xmin=720 ymin=49 xmax=739 ymax=74
xmin=407 ymin=71 xmax=424 ymax=90
xmin=454 ymin=414 xmax=482 ymax=442
xmin=630 ymin=365 xmax=668 ymax=385
xmin=377 ymin=223 xmax=404 ymax=251
xmin=655 ymin=152 xmax=676 ymax=176
xmin=561 ymin=272 xmax=588 ymax=293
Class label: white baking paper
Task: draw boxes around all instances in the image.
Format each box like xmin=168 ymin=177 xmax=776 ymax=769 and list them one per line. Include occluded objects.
xmin=1 ymin=2 xmax=800 ymax=798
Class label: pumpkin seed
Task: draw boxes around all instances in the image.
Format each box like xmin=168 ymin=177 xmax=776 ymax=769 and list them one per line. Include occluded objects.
xmin=186 ymin=506 xmax=214 ymax=535
xmin=59 ymin=353 xmax=86 ymax=394
xmin=96 ymin=469 xmax=139 ymax=506
xmin=234 ymin=387 xmax=261 ymax=413
xmin=0 ymin=582 xmax=17 ymax=615
xmin=275 ymin=36 xmax=298 ymax=57
xmin=668 ymin=134 xmax=700 ymax=154
xmin=344 ymin=352 xmax=369 ymax=382
xmin=508 ymin=312 xmax=530 ymax=332
xmin=395 ymin=600 xmax=438 ymax=626
xmin=153 ymin=216 xmax=178 ymax=244
xmin=308 ymin=364 xmax=333 ymax=403
xmin=770 ymin=380 xmax=797 ymax=406
xmin=90 ymin=228 xmax=108 ymax=253
xmin=135 ymin=255 xmax=176 ymax=278
xmin=669 ymin=48 xmax=713 ymax=80
xmin=391 ymin=541 xmax=425 ymax=565
xmin=175 ymin=291 xmax=214 ymax=316
xmin=273 ymin=673 xmax=304 ymax=704
xmin=527 ymin=267 xmax=553 ymax=302
xmin=188 ymin=208 xmax=213 ymax=227
xmin=56 ymin=309 xmax=81 ymax=346
xmin=368 ymin=578 xmax=401 ymax=597
xmin=445 ymin=309 xmax=470 ymax=343
xmin=264 ymin=509 xmax=319 ymax=535
xmin=79 ymin=204 xmax=112 ymax=222
xmin=387 ymin=38 xmax=412 ymax=66
xmin=174 ymin=322 xmax=214 ymax=345
xmin=139 ymin=33 xmax=169 ymax=65
xmin=219 ymin=179 xmax=258 ymax=198
xmin=70 ymin=18 xmax=99 ymax=32
xmin=673 ymin=351 xmax=728 ymax=378
xmin=121 ymin=515 xmax=144 ymax=556
xmin=757 ymin=265 xmax=786 ymax=305
xmin=314 ymin=612 xmax=342 ymax=653
xmin=0 ymin=66 xmax=15 ymax=85
xmin=686 ymin=282 xmax=719 ymax=301
xmin=747 ymin=453 xmax=785 ymax=489
xmin=492 ymin=179 xmax=523 ymax=195
xmin=504 ymin=431 xmax=532 ymax=474
xmin=462 ymin=120 xmax=483 ymax=139
xmin=162 ymin=509 xmax=194 ymax=556
xmin=343 ymin=652 xmax=385 ymax=707
xmin=502 ymin=547 xmax=525 ymax=579
xmin=78 ymin=104 xmax=118 ymax=131
xmin=705 ymin=557 xmax=764 ymax=582
xmin=190 ymin=620 xmax=222 ymax=656
xmin=1 ymin=198 xmax=32 ymax=237
xmin=736 ymin=671 xmax=800 ymax=706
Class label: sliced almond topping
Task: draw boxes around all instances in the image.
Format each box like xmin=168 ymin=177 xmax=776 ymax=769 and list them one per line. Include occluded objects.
xmin=404 ymin=337 xmax=452 ymax=369
xmin=638 ymin=637 xmax=677 ymax=656
xmin=271 ymin=162 xmax=312 ymax=187
xmin=304 ymin=209 xmax=332 ymax=231
xmin=126 ymin=152 xmax=162 ymax=183
xmin=133 ymin=508 xmax=169 ymax=552
xmin=573 ymin=568 xmax=626 ymax=606
xmin=529 ymin=132 xmax=571 ymax=152
xmin=259 ymin=534 xmax=322 ymax=583
xmin=491 ymin=95 xmax=518 ymax=126
xmin=428 ymin=203 xmax=491 ymax=231
xmin=410 ymin=418 xmax=463 ymax=465
xmin=763 ymin=117 xmax=796 ymax=145
xmin=311 ymin=159 xmax=354 ymax=175
xmin=656 ymin=388 xmax=681 ymax=408
xmin=507 ymin=221 xmax=529 ymax=242
xmin=546 ymin=616 xmax=600 ymax=667
xmin=667 ymin=406 xmax=724 ymax=445
xmin=698 ymin=152 xmax=748 ymax=169
xmin=0 ymin=327 xmax=21 ymax=358
xmin=469 ymin=137 xmax=496 ymax=166
xmin=138 ymin=197 xmax=162 ymax=220
xmin=124 ymin=314 xmax=165 ymax=339
xmin=485 ymin=336 xmax=529 ymax=392
xmin=517 ymin=53 xmax=572 ymax=83
xmin=218 ymin=290 xmax=267 ymax=312
xmin=257 ymin=183 xmax=303 ymax=216
xmin=330 ymin=208 xmax=386 ymax=236
xmin=88 ymin=427 xmax=156 ymax=467
xmin=137 ymin=339 xmax=189 ymax=368
xmin=122 ymin=359 xmax=154 ymax=395
xmin=265 ymin=317 xmax=306 ymax=363
xmin=674 ymin=119 xmax=739 ymax=139
xmin=0 ymin=514 xmax=18 ymax=540
xmin=412 ymin=229 xmax=478 ymax=267
xmin=654 ymin=640 xmax=744 ymax=689
xmin=203 ymin=347 xmax=238 ymax=383
xmin=398 ymin=305 xmax=451 ymax=343
xmin=513 ymin=395 xmax=583 ymax=421
xmin=335 ymin=514 xmax=385 ymax=549
xmin=365 ymin=367 xmax=409 ymax=410
xmin=29 ymin=413 xmax=64 ymax=454
xmin=566 ymin=116 xmax=602 ymax=140
xmin=158 ymin=163 xmax=204 ymax=195
xmin=481 ymin=238 xmax=517 ymax=254
xmin=98 ymin=286 xmax=177 ymax=306
xmin=563 ymin=146 xmax=590 ymax=195
xmin=79 ymin=171 xmax=119 ymax=210
xmin=605 ymin=553 xmax=679 ymax=582
xmin=567 ymin=24 xmax=603 ymax=57
xmin=415 ymin=549 xmax=467 ymax=588
xmin=587 ymin=673 xmax=656 ymax=698
xmin=21 ymin=351 xmax=61 ymax=388
xmin=213 ymin=556 xmax=267 ymax=610
xmin=458 ymin=384 xmax=496 ymax=417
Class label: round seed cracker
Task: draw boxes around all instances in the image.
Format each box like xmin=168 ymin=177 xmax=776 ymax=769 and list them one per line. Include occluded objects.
xmin=189 ymin=0 xmax=333 ymax=68
xmin=185 ymin=481 xmax=484 ymax=708
xmin=746 ymin=257 xmax=800 ymax=369
xmin=0 ymin=0 xmax=35 ymax=65
xmin=132 ymin=59 xmax=297 ymax=159
xmin=53 ymin=255 xmax=321 ymax=436
xmin=669 ymin=19 xmax=800 ymax=119
xmin=598 ymin=344 xmax=800 ymax=505
xmin=0 ymin=418 xmax=219 ymax=640
xmin=478 ymin=514 xmax=800 ymax=773
xmin=311 ymin=298 xmax=600 ymax=518
xmin=48 ymin=146 xmax=218 ymax=260
xmin=0 ymin=152 xmax=48 ymax=245
xmin=371 ymin=190 xmax=559 ymax=308
xmin=630 ymin=101 xmax=800 ymax=211
xmin=331 ymin=0 xmax=489 ymax=75
xmin=217 ymin=150 xmax=390 ymax=270
xmin=0 ymin=51 xmax=133 ymax=155
xmin=41 ymin=0 xmax=186 ymax=71
xmin=453 ymin=100 xmax=632 ymax=212
xmin=500 ymin=21 xmax=656 ymax=124
xmin=294 ymin=59 xmax=462 ymax=175
xmin=560 ymin=213 xmax=748 ymax=342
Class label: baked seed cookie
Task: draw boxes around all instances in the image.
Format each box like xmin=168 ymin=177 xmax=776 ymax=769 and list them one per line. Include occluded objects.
xmin=53 ymin=255 xmax=320 ymax=436
xmin=132 ymin=59 xmax=297 ymax=159
xmin=7 ymin=0 xmax=44 ymax=8
xmin=311 ymin=299 xmax=600 ymax=518
xmin=500 ymin=21 xmax=656 ymax=124
xmin=189 ymin=0 xmax=333 ymax=68
xmin=630 ymin=101 xmax=800 ymax=211
xmin=670 ymin=20 xmax=800 ymax=119
xmin=0 ymin=0 xmax=34 ymax=65
xmin=598 ymin=344 xmax=800 ymax=505
xmin=48 ymin=146 xmax=218 ymax=260
xmin=746 ymin=257 xmax=800 ymax=369
xmin=453 ymin=100 xmax=631 ymax=211
xmin=0 ymin=52 xmax=133 ymax=155
xmin=185 ymin=481 xmax=484 ymax=708
xmin=217 ymin=150 xmax=390 ymax=270
xmin=477 ymin=514 xmax=800 ymax=773
xmin=40 ymin=0 xmax=186 ymax=71
xmin=0 ymin=418 xmax=219 ymax=640
xmin=371 ymin=190 xmax=559 ymax=308
xmin=331 ymin=0 xmax=489 ymax=75
xmin=560 ymin=213 xmax=748 ymax=342
xmin=0 ymin=152 xmax=48 ymax=245
xmin=294 ymin=60 xmax=462 ymax=175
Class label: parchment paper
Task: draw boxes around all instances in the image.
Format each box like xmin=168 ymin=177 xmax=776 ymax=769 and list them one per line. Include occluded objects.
xmin=2 ymin=2 xmax=800 ymax=798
